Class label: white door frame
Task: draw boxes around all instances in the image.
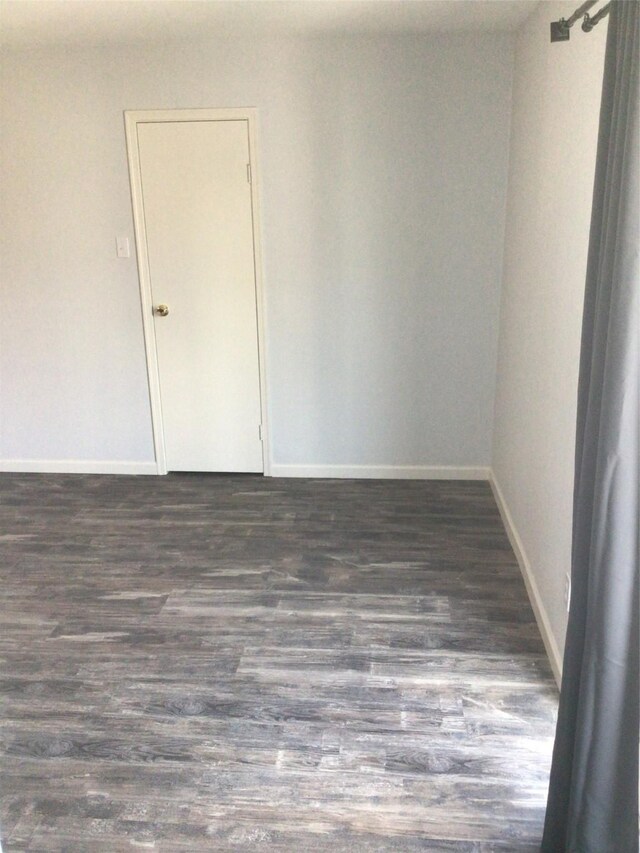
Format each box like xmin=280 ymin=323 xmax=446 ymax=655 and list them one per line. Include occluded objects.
xmin=124 ymin=108 xmax=271 ymax=476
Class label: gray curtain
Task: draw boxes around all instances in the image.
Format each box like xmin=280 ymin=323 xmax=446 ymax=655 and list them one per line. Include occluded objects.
xmin=541 ymin=2 xmax=639 ymax=851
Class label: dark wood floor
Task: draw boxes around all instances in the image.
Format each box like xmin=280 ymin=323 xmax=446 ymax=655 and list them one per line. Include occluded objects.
xmin=0 ymin=474 xmax=557 ymax=851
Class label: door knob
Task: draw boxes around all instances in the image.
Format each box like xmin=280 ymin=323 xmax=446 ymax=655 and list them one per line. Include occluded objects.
xmin=154 ymin=304 xmax=169 ymax=317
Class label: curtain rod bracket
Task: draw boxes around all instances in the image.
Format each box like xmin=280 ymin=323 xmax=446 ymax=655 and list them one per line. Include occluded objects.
xmin=551 ymin=18 xmax=571 ymax=41
xmin=550 ymin=0 xmax=605 ymax=41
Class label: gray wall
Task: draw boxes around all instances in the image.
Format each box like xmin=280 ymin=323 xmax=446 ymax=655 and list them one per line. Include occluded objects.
xmin=0 ymin=33 xmax=514 ymax=470
xmin=492 ymin=1 xmax=607 ymax=673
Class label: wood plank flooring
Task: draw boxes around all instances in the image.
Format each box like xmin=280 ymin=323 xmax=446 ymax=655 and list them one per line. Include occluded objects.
xmin=0 ymin=474 xmax=558 ymax=851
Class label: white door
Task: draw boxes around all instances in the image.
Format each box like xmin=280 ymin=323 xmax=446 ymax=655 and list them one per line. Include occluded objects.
xmin=131 ymin=116 xmax=264 ymax=473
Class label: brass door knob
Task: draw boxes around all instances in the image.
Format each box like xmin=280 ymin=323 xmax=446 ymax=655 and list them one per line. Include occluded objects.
xmin=154 ymin=304 xmax=169 ymax=317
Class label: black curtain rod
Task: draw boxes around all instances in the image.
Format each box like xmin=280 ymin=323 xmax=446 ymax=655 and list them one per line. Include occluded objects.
xmin=550 ymin=0 xmax=611 ymax=41
xmin=582 ymin=2 xmax=612 ymax=31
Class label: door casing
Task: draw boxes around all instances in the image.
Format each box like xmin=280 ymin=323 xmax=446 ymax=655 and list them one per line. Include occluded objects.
xmin=124 ymin=108 xmax=270 ymax=476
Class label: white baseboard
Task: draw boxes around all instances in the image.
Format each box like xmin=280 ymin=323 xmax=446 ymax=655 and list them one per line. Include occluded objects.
xmin=269 ymin=464 xmax=491 ymax=480
xmin=0 ymin=460 xmax=158 ymax=475
xmin=489 ymin=471 xmax=562 ymax=686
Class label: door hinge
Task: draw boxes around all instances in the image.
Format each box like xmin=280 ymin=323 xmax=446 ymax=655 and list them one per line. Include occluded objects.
xmin=258 ymin=424 xmax=263 ymax=441
xmin=247 ymin=163 xmax=252 ymax=184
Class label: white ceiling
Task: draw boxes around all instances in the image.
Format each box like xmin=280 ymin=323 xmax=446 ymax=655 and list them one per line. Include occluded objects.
xmin=0 ymin=0 xmax=539 ymax=48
